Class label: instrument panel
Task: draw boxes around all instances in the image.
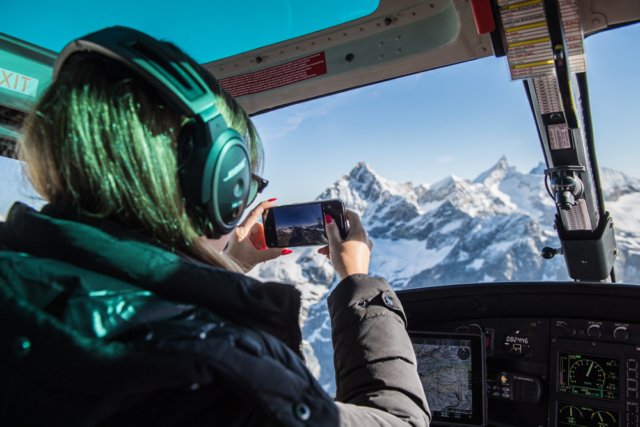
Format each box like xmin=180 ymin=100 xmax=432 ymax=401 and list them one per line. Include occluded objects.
xmin=557 ymin=352 xmax=619 ymax=400
xmin=550 ymin=333 xmax=639 ymax=427
xmin=397 ymin=282 xmax=640 ymax=427
xmin=557 ymin=404 xmax=618 ymax=427
xmin=407 ymin=316 xmax=640 ymax=427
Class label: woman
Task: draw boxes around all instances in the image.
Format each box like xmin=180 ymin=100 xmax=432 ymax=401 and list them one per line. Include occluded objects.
xmin=0 ymin=28 xmax=430 ymax=426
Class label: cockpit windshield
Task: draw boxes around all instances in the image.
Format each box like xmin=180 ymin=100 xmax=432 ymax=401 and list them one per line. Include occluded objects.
xmin=248 ymin=22 xmax=640 ymax=286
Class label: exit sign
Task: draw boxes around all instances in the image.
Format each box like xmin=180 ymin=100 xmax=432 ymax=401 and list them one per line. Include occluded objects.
xmin=1 ymin=67 xmax=39 ymax=97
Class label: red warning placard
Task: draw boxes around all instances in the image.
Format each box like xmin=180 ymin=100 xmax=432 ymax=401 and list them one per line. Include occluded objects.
xmin=219 ymin=52 xmax=327 ymax=98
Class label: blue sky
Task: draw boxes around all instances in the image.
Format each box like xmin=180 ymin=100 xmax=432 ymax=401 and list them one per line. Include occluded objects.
xmin=252 ymin=23 xmax=640 ymax=205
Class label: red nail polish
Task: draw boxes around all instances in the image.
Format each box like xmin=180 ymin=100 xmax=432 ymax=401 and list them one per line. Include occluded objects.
xmin=282 ymin=249 xmax=293 ymax=255
xmin=324 ymin=214 xmax=333 ymax=224
xmin=268 ymin=198 xmax=277 ymax=202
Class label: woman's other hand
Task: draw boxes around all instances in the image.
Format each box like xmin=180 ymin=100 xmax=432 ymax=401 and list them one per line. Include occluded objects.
xmin=225 ymin=199 xmax=292 ymax=273
xmin=318 ymin=209 xmax=373 ymax=282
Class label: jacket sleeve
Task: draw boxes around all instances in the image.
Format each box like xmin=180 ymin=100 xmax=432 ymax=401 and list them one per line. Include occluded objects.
xmin=327 ymin=274 xmax=431 ymax=426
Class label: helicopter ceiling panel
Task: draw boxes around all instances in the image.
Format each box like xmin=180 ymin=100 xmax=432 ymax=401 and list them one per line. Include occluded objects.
xmin=205 ymin=0 xmax=494 ymax=115
xmin=578 ymin=0 xmax=640 ymax=38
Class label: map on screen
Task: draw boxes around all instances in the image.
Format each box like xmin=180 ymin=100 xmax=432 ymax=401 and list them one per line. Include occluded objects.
xmin=413 ymin=338 xmax=473 ymax=417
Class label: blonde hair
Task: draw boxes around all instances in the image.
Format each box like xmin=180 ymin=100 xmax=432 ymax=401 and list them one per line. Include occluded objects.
xmin=19 ymin=53 xmax=263 ymax=271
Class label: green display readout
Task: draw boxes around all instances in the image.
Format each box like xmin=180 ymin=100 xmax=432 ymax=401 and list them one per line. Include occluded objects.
xmin=557 ymin=403 xmax=619 ymax=427
xmin=558 ymin=353 xmax=619 ymax=400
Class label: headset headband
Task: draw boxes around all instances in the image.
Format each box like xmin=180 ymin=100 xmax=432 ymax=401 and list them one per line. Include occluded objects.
xmin=53 ymin=26 xmax=220 ymax=123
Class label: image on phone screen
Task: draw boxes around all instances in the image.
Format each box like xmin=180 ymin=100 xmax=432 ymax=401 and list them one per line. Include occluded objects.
xmin=273 ymin=203 xmax=328 ymax=246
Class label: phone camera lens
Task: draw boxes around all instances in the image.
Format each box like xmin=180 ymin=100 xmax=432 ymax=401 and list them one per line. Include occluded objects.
xmin=327 ymin=205 xmax=331 ymax=208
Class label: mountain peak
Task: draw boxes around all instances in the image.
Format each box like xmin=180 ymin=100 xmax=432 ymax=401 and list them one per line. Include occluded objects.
xmin=529 ymin=162 xmax=546 ymax=175
xmin=349 ymin=161 xmax=376 ymax=177
xmin=317 ymin=161 xmax=422 ymax=224
xmin=430 ymin=174 xmax=464 ymax=191
xmin=344 ymin=162 xmax=386 ymax=189
xmin=474 ymin=156 xmax=513 ymax=188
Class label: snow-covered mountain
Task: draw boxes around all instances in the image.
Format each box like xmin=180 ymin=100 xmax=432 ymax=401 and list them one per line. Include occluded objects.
xmin=248 ymin=157 xmax=640 ymax=394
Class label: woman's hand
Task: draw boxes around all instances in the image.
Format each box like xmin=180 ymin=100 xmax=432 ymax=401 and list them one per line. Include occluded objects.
xmin=225 ymin=199 xmax=292 ymax=273
xmin=318 ymin=209 xmax=373 ymax=282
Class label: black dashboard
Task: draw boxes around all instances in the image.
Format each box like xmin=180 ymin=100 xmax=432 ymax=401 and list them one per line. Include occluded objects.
xmin=397 ymin=282 xmax=640 ymax=427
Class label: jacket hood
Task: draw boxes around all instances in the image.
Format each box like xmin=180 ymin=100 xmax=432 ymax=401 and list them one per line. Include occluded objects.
xmin=0 ymin=203 xmax=303 ymax=356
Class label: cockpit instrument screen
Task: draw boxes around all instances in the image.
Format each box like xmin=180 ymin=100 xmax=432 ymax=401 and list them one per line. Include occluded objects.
xmin=557 ymin=402 xmax=619 ymax=427
xmin=558 ymin=352 xmax=619 ymax=400
xmin=410 ymin=332 xmax=485 ymax=426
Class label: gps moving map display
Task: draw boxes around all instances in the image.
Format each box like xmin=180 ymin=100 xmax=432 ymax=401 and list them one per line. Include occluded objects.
xmin=410 ymin=332 xmax=485 ymax=426
xmin=557 ymin=403 xmax=619 ymax=427
xmin=558 ymin=353 xmax=619 ymax=400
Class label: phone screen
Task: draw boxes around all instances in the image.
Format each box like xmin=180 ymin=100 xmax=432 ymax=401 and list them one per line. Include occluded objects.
xmin=272 ymin=203 xmax=328 ymax=246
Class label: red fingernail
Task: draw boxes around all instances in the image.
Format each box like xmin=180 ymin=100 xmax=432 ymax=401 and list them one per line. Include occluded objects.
xmin=324 ymin=214 xmax=333 ymax=224
xmin=268 ymin=198 xmax=277 ymax=202
xmin=282 ymin=249 xmax=292 ymax=255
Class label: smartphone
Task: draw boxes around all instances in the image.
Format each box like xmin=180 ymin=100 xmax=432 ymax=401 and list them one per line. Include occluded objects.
xmin=262 ymin=199 xmax=347 ymax=248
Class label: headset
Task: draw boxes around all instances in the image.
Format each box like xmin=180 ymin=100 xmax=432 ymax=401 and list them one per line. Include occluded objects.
xmin=52 ymin=26 xmax=251 ymax=237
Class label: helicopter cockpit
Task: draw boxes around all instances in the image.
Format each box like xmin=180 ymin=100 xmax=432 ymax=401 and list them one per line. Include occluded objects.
xmin=2 ymin=1 xmax=640 ymax=426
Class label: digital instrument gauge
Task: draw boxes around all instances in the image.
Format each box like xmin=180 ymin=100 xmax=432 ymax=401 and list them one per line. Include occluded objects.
xmin=570 ymin=359 xmax=605 ymax=389
xmin=557 ymin=403 xmax=619 ymax=427
xmin=558 ymin=353 xmax=619 ymax=400
xmin=503 ymin=330 xmax=531 ymax=357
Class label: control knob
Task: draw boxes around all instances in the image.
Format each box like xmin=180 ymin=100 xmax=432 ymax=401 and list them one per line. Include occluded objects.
xmin=587 ymin=325 xmax=601 ymax=338
xmin=563 ymin=325 xmax=576 ymax=336
xmin=614 ymin=326 xmax=629 ymax=341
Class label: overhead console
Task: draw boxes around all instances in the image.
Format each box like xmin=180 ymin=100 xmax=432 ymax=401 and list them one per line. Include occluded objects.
xmin=398 ymin=282 xmax=640 ymax=427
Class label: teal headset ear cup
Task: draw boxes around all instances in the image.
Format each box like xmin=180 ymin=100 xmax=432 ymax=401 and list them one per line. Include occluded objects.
xmin=178 ymin=118 xmax=251 ymax=236
xmin=209 ymin=139 xmax=251 ymax=234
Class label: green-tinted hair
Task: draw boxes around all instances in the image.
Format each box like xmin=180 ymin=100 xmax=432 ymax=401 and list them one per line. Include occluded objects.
xmin=20 ymin=53 xmax=263 ymax=271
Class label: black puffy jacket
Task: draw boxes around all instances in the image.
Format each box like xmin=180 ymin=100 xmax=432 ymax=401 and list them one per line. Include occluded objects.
xmin=0 ymin=203 xmax=430 ymax=426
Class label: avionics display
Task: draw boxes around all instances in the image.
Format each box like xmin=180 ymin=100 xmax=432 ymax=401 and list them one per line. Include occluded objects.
xmin=557 ymin=403 xmax=619 ymax=427
xmin=410 ymin=332 xmax=485 ymax=426
xmin=558 ymin=352 xmax=619 ymax=400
